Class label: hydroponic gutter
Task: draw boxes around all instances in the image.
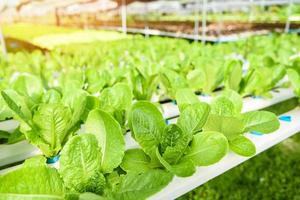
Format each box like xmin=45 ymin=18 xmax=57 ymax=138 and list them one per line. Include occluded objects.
xmin=0 ymin=141 xmax=40 ymax=168
xmin=101 ymin=26 xmax=270 ymax=43
xmin=149 ymin=107 xmax=300 ymax=200
xmin=0 ymin=88 xmax=295 ymax=167
xmin=0 ymin=120 xmax=41 ymax=168
xmin=161 ymin=87 xmax=294 ymax=119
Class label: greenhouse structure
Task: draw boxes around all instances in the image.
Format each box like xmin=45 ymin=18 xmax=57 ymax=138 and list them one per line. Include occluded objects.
xmin=0 ymin=0 xmax=300 ymax=199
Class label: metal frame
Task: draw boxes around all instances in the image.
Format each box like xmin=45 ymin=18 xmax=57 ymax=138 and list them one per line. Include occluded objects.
xmin=201 ymin=0 xmax=207 ymax=44
xmin=107 ymin=0 xmax=300 ymax=42
xmin=285 ymin=0 xmax=294 ymax=32
xmin=121 ymin=0 xmax=127 ymax=34
xmin=194 ymin=0 xmax=200 ymax=42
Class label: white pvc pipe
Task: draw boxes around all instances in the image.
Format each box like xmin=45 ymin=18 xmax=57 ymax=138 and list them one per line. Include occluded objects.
xmin=162 ymin=87 xmax=294 ymax=119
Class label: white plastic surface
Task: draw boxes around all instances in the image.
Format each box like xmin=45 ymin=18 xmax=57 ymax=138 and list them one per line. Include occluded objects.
xmin=197 ymin=88 xmax=295 ymax=114
xmin=161 ymin=88 xmax=294 ymax=119
xmin=162 ymin=102 xmax=179 ymax=119
xmin=0 ymin=141 xmax=41 ymax=167
xmin=0 ymin=120 xmax=41 ymax=167
xmin=242 ymin=88 xmax=294 ymax=112
xmin=149 ymin=108 xmax=300 ymax=200
xmin=0 ymin=120 xmax=19 ymax=131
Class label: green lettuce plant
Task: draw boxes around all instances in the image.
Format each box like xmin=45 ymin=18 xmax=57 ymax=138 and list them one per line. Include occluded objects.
xmin=98 ymin=83 xmax=133 ymax=132
xmin=129 ymin=67 xmax=159 ymax=101
xmin=1 ymin=87 xmax=87 ymax=158
xmin=203 ymin=90 xmax=280 ymax=156
xmin=0 ymin=109 xmax=171 ymax=199
xmin=123 ymin=99 xmax=228 ymax=177
xmin=239 ymin=55 xmax=286 ymax=97
xmin=287 ymin=57 xmax=300 ymax=98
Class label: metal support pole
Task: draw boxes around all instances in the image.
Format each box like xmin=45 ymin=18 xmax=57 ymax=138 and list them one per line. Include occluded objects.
xmin=55 ymin=8 xmax=60 ymax=26
xmin=121 ymin=0 xmax=127 ymax=34
xmin=201 ymin=0 xmax=207 ymax=44
xmin=0 ymin=25 xmax=7 ymax=56
xmin=194 ymin=0 xmax=200 ymax=42
xmin=144 ymin=2 xmax=149 ymax=38
xmin=285 ymin=0 xmax=293 ymax=33
xmin=212 ymin=1 xmax=222 ymax=40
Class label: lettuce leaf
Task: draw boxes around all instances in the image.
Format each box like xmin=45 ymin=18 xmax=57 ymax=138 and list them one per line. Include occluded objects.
xmin=120 ymin=149 xmax=152 ymax=173
xmin=107 ymin=169 xmax=173 ymax=200
xmin=177 ymin=102 xmax=210 ymax=137
xmin=185 ymin=131 xmax=228 ymax=166
xmin=85 ymin=109 xmax=125 ymax=173
xmin=175 ymin=88 xmax=199 ymax=112
xmin=59 ymin=134 xmax=105 ymax=194
xmin=229 ymin=135 xmax=256 ymax=157
xmin=0 ymin=156 xmax=64 ymax=200
xmin=129 ymin=101 xmax=165 ymax=159
xmin=242 ymin=111 xmax=280 ymax=133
